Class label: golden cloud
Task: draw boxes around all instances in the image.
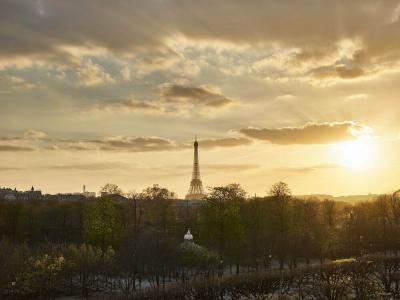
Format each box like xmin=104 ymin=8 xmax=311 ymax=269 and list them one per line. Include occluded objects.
xmin=238 ymin=122 xmax=372 ymax=145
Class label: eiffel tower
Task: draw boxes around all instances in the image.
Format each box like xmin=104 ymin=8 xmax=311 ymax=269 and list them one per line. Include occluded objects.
xmin=185 ymin=137 xmax=206 ymax=200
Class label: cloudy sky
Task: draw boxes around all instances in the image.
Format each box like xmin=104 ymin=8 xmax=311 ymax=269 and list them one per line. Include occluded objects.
xmin=1 ymin=0 xmax=400 ymax=197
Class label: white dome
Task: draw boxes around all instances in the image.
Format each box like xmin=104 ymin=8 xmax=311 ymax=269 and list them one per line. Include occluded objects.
xmin=184 ymin=229 xmax=193 ymax=241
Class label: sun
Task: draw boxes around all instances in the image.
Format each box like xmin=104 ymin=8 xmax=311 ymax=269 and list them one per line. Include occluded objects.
xmin=332 ymin=138 xmax=376 ymax=170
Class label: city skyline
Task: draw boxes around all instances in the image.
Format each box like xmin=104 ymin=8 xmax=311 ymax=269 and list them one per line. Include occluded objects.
xmin=1 ymin=1 xmax=400 ymax=197
xmin=0 ymin=133 xmax=394 ymax=198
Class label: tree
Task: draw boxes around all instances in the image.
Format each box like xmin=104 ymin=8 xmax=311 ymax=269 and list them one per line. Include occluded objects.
xmin=241 ymin=197 xmax=271 ymax=270
xmin=135 ymin=229 xmax=178 ymax=288
xmin=118 ymin=191 xmax=143 ymax=292
xmin=0 ymin=238 xmax=30 ymax=299
xmin=83 ymin=197 xmax=122 ymax=253
xmin=320 ymin=199 xmax=339 ymax=259
xmin=65 ymin=244 xmax=104 ymax=298
xmin=140 ymin=184 xmax=174 ymax=234
xmin=200 ymin=184 xmax=246 ymax=274
xmin=27 ymin=253 xmax=65 ymax=300
xmin=137 ymin=185 xmax=177 ymax=286
xmin=287 ymin=198 xmax=320 ymax=268
xmin=269 ymin=181 xmax=291 ymax=269
xmin=99 ymin=183 xmax=122 ymax=196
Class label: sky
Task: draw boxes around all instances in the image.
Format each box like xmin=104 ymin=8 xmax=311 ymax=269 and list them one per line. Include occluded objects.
xmin=1 ymin=0 xmax=400 ymax=197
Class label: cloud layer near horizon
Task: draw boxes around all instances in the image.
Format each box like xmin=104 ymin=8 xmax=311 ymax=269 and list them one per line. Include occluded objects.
xmin=239 ymin=122 xmax=372 ymax=145
xmin=0 ymin=122 xmax=372 ymax=153
xmin=0 ymin=131 xmax=253 ymax=152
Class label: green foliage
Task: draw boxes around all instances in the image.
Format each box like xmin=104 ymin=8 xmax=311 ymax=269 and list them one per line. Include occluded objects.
xmin=27 ymin=254 xmax=65 ymax=298
xmin=200 ymin=184 xmax=246 ymax=263
xmin=179 ymin=241 xmax=217 ymax=269
xmin=1 ymin=242 xmax=66 ymax=299
xmin=83 ymin=197 xmax=122 ymax=252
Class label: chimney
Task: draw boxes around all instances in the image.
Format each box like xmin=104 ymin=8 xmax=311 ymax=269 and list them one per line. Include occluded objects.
xmin=83 ymin=185 xmax=86 ymax=193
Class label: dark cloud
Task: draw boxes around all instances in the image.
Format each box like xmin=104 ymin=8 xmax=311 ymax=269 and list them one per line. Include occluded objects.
xmin=89 ymin=86 xmax=231 ymax=115
xmin=1 ymin=0 xmax=399 ymax=69
xmin=85 ymin=98 xmax=164 ymax=116
xmin=91 ymin=136 xmax=250 ymax=152
xmin=161 ymin=85 xmax=233 ymax=107
xmin=198 ymin=137 xmax=253 ymax=149
xmin=93 ymin=137 xmax=179 ymax=152
xmin=24 ymin=129 xmax=47 ymax=139
xmin=336 ymin=67 xmax=365 ymax=79
xmin=136 ymin=48 xmax=181 ymax=66
xmin=99 ymin=99 xmax=162 ymax=113
xmin=0 ymin=130 xmax=46 ymax=142
xmin=0 ymin=167 xmax=24 ymax=171
xmin=311 ymin=65 xmax=365 ymax=79
xmin=0 ymin=137 xmax=24 ymax=142
xmin=51 ymin=162 xmax=130 ymax=171
xmin=203 ymin=164 xmax=258 ymax=171
xmin=64 ymin=145 xmax=92 ymax=151
xmin=88 ymin=136 xmax=252 ymax=152
xmin=0 ymin=1 xmax=164 ymax=63
xmin=178 ymin=163 xmax=258 ymax=171
xmin=238 ymin=122 xmax=370 ymax=145
xmin=293 ymin=48 xmax=334 ymax=63
xmin=0 ymin=145 xmax=35 ymax=151
xmin=118 ymin=100 xmax=161 ymax=111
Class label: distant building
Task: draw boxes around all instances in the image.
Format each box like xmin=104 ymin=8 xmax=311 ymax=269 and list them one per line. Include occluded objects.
xmin=0 ymin=186 xmax=42 ymax=201
xmin=0 ymin=184 xmax=98 ymax=202
xmin=101 ymin=193 xmax=129 ymax=201
xmin=44 ymin=193 xmax=85 ymax=201
xmin=0 ymin=187 xmax=17 ymax=200
xmin=4 ymin=193 xmax=17 ymax=201
xmin=82 ymin=185 xmax=96 ymax=198
xmin=185 ymin=137 xmax=206 ymax=200
xmin=17 ymin=186 xmax=42 ymax=200
xmin=83 ymin=192 xmax=96 ymax=198
xmin=43 ymin=185 xmax=96 ymax=201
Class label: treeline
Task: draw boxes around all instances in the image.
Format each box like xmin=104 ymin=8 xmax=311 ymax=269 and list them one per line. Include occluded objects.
xmin=132 ymin=256 xmax=400 ymax=300
xmin=1 ymin=182 xmax=400 ymax=299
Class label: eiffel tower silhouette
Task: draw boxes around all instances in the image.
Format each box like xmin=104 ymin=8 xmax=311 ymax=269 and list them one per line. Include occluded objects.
xmin=185 ymin=137 xmax=206 ymax=200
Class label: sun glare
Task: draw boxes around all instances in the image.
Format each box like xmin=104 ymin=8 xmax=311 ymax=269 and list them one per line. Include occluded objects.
xmin=332 ymin=138 xmax=376 ymax=170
